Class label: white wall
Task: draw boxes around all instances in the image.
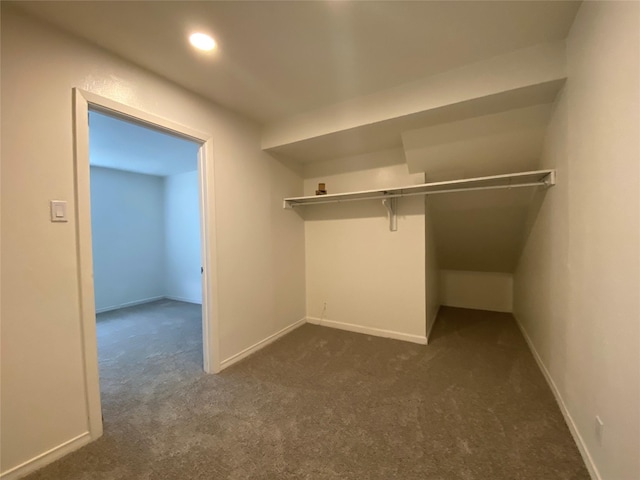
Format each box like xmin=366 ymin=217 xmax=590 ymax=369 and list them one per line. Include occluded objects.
xmin=303 ymin=149 xmax=427 ymax=343
xmin=92 ymin=167 xmax=202 ymax=311
xmin=425 ymin=199 xmax=440 ymax=339
xmin=90 ymin=167 xmax=165 ymax=312
xmin=0 ymin=6 xmax=305 ymax=477
xmin=514 ymin=3 xmax=639 ymax=479
xmin=164 ymin=170 xmax=202 ymax=304
xmin=440 ymin=270 xmax=513 ymax=313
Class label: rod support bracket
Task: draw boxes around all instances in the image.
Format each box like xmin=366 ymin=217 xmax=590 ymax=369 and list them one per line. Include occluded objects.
xmin=382 ymin=197 xmax=398 ymax=232
xmin=543 ymin=170 xmax=557 ymax=188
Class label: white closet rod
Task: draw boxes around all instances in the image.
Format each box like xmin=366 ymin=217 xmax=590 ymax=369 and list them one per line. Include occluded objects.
xmin=288 ymin=181 xmax=545 ymax=206
xmin=284 ymin=169 xmax=555 ymax=209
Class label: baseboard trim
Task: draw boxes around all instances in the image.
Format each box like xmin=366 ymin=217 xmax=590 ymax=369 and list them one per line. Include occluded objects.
xmin=220 ymin=317 xmax=307 ymax=370
xmin=95 ymin=296 xmax=164 ymax=314
xmin=306 ymin=317 xmax=427 ymax=345
xmin=513 ymin=315 xmax=601 ymax=480
xmin=0 ymin=432 xmax=92 ymax=480
xmin=440 ymin=302 xmax=512 ymax=313
xmin=164 ymin=296 xmax=202 ymax=305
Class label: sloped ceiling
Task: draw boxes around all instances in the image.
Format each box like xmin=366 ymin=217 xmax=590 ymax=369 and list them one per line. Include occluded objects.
xmin=262 ymin=41 xmax=567 ymax=163
xmin=9 ymin=0 xmax=579 ymax=274
xmin=266 ymin=42 xmax=566 ymax=275
xmin=260 ymin=39 xmax=568 ymax=276
xmin=429 ymin=189 xmax=537 ymax=273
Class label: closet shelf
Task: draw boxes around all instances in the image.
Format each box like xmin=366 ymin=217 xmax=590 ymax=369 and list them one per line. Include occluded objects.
xmin=283 ymin=169 xmax=556 ymax=209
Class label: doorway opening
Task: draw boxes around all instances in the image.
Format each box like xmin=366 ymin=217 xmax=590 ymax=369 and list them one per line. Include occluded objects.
xmin=73 ymin=89 xmax=219 ymax=441
xmin=89 ymin=109 xmax=204 ymax=426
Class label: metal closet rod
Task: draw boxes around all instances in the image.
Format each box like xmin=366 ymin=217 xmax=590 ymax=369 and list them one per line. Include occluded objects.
xmin=290 ymin=181 xmax=544 ymax=206
xmin=284 ymin=169 xmax=556 ymax=208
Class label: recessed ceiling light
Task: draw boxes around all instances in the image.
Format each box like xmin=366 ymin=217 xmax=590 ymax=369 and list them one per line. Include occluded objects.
xmin=189 ymin=33 xmax=216 ymax=52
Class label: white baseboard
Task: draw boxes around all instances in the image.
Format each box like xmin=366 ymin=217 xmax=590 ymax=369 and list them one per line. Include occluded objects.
xmin=0 ymin=432 xmax=92 ymax=480
xmin=95 ymin=296 xmax=164 ymax=314
xmin=441 ymin=301 xmax=512 ymax=313
xmin=306 ymin=317 xmax=427 ymax=345
xmin=164 ymin=295 xmax=202 ymax=305
xmin=220 ymin=317 xmax=307 ymax=369
xmin=513 ymin=315 xmax=601 ymax=480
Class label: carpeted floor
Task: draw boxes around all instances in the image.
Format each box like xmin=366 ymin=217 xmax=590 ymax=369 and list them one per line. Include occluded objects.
xmin=25 ymin=301 xmax=589 ymax=479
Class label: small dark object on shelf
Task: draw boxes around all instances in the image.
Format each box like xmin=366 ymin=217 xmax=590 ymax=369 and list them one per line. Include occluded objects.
xmin=316 ymin=182 xmax=327 ymax=195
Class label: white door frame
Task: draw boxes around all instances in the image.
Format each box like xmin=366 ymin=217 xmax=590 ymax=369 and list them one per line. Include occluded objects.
xmin=73 ymin=88 xmax=220 ymax=439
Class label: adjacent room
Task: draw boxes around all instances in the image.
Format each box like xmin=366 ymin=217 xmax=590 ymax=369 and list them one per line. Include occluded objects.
xmin=1 ymin=2 xmax=638 ymax=480
xmin=88 ymin=110 xmax=206 ymax=421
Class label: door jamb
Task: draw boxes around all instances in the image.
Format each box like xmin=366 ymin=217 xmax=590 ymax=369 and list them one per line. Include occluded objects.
xmin=72 ymin=88 xmax=221 ymax=440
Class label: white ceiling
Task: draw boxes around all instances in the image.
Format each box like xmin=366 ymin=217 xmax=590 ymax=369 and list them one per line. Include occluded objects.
xmin=89 ymin=110 xmax=199 ymax=177
xmin=12 ymin=0 xmax=580 ymax=275
xmin=14 ymin=1 xmax=580 ymax=125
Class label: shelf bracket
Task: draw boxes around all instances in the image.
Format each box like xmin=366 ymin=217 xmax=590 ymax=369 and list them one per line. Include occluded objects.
xmin=382 ymin=197 xmax=397 ymax=232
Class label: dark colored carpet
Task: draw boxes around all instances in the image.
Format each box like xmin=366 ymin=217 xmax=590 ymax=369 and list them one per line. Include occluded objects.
xmin=25 ymin=301 xmax=589 ymax=479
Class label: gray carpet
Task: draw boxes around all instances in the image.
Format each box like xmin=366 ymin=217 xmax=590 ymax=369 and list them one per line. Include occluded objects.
xmin=25 ymin=301 xmax=589 ymax=479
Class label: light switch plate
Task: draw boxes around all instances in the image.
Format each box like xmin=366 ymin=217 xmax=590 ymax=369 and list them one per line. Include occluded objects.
xmin=50 ymin=200 xmax=68 ymax=222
